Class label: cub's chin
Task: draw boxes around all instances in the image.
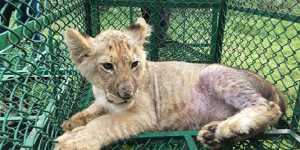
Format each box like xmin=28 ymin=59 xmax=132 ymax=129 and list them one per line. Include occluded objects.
xmin=105 ymin=93 xmax=136 ymax=109
xmin=93 ymin=86 xmax=136 ymax=111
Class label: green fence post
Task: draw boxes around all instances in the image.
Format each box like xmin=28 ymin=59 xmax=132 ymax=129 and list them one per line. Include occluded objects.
xmin=210 ymin=0 xmax=227 ymax=63
xmin=184 ymin=136 xmax=198 ymax=150
xmin=86 ymin=0 xmax=100 ymax=36
xmin=85 ymin=0 xmax=92 ymax=35
xmin=148 ymin=0 xmax=161 ymax=61
xmin=129 ymin=7 xmax=134 ymax=24
xmin=210 ymin=6 xmax=219 ymax=63
xmin=291 ymin=85 xmax=300 ymax=130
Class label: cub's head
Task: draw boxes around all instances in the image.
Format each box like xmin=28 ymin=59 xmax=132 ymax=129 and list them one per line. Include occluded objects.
xmin=65 ymin=17 xmax=151 ymax=105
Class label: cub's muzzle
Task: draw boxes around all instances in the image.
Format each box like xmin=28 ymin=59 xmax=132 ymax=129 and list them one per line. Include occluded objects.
xmin=117 ymin=80 xmax=135 ymax=100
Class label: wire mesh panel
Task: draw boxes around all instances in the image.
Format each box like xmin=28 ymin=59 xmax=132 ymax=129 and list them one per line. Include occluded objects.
xmin=0 ymin=0 xmax=87 ymax=149
xmin=232 ymin=134 xmax=300 ymax=150
xmin=104 ymin=137 xmax=191 ymax=150
xmin=96 ymin=0 xmax=220 ymax=63
xmin=159 ymin=7 xmax=213 ymax=63
xmin=221 ymin=0 xmax=300 ymax=132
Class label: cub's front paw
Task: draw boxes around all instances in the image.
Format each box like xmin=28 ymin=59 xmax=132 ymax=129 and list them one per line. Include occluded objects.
xmin=197 ymin=120 xmax=245 ymax=149
xmin=61 ymin=120 xmax=75 ymax=131
xmin=197 ymin=121 xmax=222 ymax=150
xmin=61 ymin=118 xmax=87 ymax=131
xmin=55 ymin=126 xmax=100 ymax=150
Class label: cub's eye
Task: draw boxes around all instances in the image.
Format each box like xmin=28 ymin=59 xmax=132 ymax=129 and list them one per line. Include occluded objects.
xmin=102 ymin=63 xmax=114 ymax=70
xmin=131 ymin=61 xmax=139 ymax=69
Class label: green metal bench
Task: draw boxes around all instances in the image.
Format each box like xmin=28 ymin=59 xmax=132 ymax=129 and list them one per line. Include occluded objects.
xmin=0 ymin=0 xmax=299 ymax=149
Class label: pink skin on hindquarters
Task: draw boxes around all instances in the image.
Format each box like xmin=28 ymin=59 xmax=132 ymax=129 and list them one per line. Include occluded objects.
xmin=171 ymin=65 xmax=239 ymax=130
xmin=156 ymin=64 xmax=240 ymax=131
xmin=191 ymin=87 xmax=237 ymax=127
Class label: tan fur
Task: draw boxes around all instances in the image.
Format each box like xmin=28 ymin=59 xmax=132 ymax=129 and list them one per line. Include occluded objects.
xmin=55 ymin=18 xmax=285 ymax=150
xmin=62 ymin=102 xmax=106 ymax=131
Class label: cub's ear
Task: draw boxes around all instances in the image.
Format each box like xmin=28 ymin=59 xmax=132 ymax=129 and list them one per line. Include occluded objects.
xmin=64 ymin=28 xmax=95 ymax=65
xmin=126 ymin=17 xmax=152 ymax=45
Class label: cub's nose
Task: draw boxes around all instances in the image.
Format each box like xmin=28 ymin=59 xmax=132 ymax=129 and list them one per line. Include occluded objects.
xmin=117 ymin=81 xmax=134 ymax=100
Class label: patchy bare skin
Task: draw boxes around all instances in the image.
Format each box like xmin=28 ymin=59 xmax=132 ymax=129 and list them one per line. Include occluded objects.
xmin=55 ymin=18 xmax=285 ymax=150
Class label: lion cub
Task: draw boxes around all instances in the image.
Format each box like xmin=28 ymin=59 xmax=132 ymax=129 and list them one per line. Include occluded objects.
xmin=55 ymin=18 xmax=285 ymax=150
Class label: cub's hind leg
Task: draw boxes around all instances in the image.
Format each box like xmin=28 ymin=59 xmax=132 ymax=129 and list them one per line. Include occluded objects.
xmin=198 ymin=101 xmax=282 ymax=149
xmin=196 ymin=66 xmax=284 ymax=149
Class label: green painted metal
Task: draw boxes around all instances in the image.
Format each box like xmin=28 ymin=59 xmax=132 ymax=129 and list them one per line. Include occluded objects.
xmin=148 ymin=0 xmax=161 ymax=60
xmin=210 ymin=7 xmax=220 ymax=62
xmin=137 ymin=130 xmax=198 ymax=138
xmin=0 ymin=1 xmax=81 ymax=51
xmin=23 ymin=101 xmax=55 ymax=148
xmin=91 ymin=0 xmax=101 ymax=36
xmin=84 ymin=0 xmax=93 ymax=35
xmin=211 ymin=0 xmax=227 ymax=63
xmin=228 ymin=6 xmax=300 ymax=23
xmin=184 ymin=136 xmax=198 ymax=150
xmin=96 ymin=0 xmax=221 ymax=8
xmin=84 ymin=0 xmax=100 ymax=36
xmin=1 ymin=0 xmax=299 ymax=149
xmin=291 ymin=85 xmax=300 ymax=130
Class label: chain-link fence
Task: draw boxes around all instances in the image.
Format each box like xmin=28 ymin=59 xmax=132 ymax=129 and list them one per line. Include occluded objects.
xmin=1 ymin=0 xmax=299 ymax=149
xmin=0 ymin=0 xmax=88 ymax=149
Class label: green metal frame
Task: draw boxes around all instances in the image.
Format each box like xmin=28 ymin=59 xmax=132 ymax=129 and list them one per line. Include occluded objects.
xmin=292 ymin=86 xmax=300 ymax=130
xmin=0 ymin=0 xmax=299 ymax=149
xmin=148 ymin=1 xmax=162 ymax=61
xmin=133 ymin=129 xmax=300 ymax=149
xmin=88 ymin=0 xmax=101 ymax=36
xmin=210 ymin=0 xmax=227 ymax=63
